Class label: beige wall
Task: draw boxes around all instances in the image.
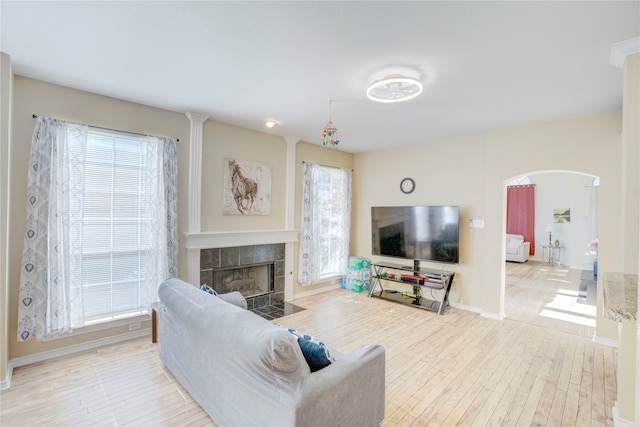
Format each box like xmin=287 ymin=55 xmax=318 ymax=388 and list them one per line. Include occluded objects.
xmin=200 ymin=120 xmax=288 ymax=231
xmin=6 ymin=76 xmax=191 ymax=360
xmin=352 ymin=112 xmax=622 ymax=342
xmin=353 ymin=135 xmax=486 ymax=309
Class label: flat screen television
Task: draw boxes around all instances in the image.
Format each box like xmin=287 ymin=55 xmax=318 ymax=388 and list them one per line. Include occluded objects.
xmin=371 ymin=206 xmax=460 ymax=264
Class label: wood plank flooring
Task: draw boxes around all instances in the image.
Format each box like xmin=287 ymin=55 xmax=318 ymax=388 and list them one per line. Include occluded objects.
xmin=1 ymin=285 xmax=616 ymax=426
xmin=505 ymin=261 xmax=596 ymax=338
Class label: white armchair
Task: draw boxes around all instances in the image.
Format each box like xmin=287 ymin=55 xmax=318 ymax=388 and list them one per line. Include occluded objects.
xmin=505 ymin=234 xmax=530 ymax=262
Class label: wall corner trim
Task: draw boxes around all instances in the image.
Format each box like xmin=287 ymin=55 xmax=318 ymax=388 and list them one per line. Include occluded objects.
xmin=592 ymin=333 xmax=619 ymax=348
xmin=612 ymin=402 xmax=637 ymax=427
xmin=610 ymin=37 xmax=640 ymax=68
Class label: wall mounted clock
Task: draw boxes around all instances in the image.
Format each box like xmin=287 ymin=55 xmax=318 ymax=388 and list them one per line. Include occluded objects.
xmin=400 ymin=178 xmax=415 ymax=194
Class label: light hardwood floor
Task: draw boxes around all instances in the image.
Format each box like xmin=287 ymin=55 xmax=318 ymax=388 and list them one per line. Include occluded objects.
xmin=505 ymin=260 xmax=597 ymax=338
xmin=1 ymin=285 xmax=616 ymax=427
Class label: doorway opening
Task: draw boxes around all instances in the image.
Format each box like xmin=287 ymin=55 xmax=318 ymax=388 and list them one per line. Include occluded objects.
xmin=503 ymin=171 xmax=599 ymax=338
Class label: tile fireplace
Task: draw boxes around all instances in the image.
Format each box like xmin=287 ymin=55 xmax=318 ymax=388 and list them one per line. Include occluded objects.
xmin=200 ymin=243 xmax=285 ymax=310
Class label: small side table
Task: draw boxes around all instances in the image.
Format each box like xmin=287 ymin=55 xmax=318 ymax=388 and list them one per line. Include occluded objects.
xmin=151 ymin=302 xmax=161 ymax=343
xmin=542 ymin=245 xmax=563 ymax=265
xmin=152 ymin=308 xmax=157 ymax=343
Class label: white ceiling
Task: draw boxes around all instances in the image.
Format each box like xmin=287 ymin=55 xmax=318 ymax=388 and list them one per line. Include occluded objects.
xmin=1 ymin=1 xmax=638 ymax=153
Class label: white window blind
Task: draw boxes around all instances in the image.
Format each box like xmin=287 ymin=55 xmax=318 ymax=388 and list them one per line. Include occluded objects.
xmin=74 ymin=128 xmax=159 ymax=324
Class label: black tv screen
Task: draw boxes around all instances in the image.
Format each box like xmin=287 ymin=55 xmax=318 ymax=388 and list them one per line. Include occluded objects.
xmin=371 ymin=206 xmax=460 ymax=264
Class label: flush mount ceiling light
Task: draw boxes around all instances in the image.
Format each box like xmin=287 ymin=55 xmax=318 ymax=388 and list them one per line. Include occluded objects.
xmin=265 ymin=120 xmax=277 ymax=128
xmin=366 ymin=67 xmax=423 ymax=103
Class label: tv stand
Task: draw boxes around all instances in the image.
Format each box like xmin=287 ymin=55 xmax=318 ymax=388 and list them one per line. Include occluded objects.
xmin=367 ymin=262 xmax=455 ymax=315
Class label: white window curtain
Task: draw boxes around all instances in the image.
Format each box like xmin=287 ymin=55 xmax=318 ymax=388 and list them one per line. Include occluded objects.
xmin=298 ymin=162 xmax=351 ymax=286
xmin=17 ymin=117 xmax=178 ymax=342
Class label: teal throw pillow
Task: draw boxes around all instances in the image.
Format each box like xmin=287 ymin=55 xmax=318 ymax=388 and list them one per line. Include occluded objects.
xmin=287 ymin=328 xmax=335 ymax=372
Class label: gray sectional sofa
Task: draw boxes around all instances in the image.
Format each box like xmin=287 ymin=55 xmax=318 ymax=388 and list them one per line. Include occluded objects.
xmin=157 ymin=278 xmax=386 ymax=427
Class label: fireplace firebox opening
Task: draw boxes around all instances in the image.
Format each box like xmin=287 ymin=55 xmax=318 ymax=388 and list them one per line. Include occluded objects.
xmin=211 ymin=263 xmax=275 ymax=299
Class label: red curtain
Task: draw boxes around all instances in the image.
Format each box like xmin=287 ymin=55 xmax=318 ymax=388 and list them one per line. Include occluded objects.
xmin=506 ymin=184 xmax=535 ymax=255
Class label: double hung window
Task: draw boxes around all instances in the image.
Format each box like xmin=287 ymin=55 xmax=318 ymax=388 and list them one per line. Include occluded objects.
xmin=17 ymin=117 xmax=177 ymax=341
xmin=298 ymin=163 xmax=351 ymax=285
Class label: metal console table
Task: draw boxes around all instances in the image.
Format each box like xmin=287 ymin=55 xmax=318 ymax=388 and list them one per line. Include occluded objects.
xmin=367 ymin=262 xmax=455 ymax=315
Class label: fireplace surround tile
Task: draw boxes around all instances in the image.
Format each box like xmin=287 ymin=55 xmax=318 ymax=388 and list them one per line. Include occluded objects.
xmin=239 ymin=246 xmax=255 ymax=265
xmin=275 ymin=259 xmax=285 ymax=277
xmin=201 ymin=269 xmax=213 ymax=287
xmin=200 ymin=249 xmax=219 ymax=270
xmin=274 ymin=276 xmax=285 ymax=293
xmin=220 ymin=247 xmax=240 ymax=268
xmin=200 ymin=243 xmax=286 ymax=310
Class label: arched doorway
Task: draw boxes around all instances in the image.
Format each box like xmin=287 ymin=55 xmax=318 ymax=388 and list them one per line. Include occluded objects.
xmin=503 ymin=170 xmax=599 ymax=338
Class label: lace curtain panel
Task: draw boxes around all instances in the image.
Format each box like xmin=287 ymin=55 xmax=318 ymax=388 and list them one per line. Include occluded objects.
xmin=17 ymin=117 xmax=178 ymax=342
xmin=297 ymin=162 xmax=352 ymax=286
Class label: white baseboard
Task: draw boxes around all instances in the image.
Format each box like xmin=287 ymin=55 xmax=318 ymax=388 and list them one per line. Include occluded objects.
xmin=1 ymin=364 xmax=13 ymax=391
xmin=480 ymin=310 xmax=504 ymax=320
xmin=1 ymin=328 xmax=151 ymax=391
xmin=449 ymin=301 xmax=482 ymax=314
xmin=593 ymin=333 xmax=619 ymax=348
xmin=612 ymin=402 xmax=637 ymax=427
xmin=293 ymin=283 xmax=342 ymax=300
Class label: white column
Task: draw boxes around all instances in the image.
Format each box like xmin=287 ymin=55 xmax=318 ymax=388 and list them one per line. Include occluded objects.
xmin=284 ymin=136 xmax=300 ymax=229
xmin=0 ymin=52 xmax=12 ymax=390
xmin=186 ymin=248 xmax=201 ymax=286
xmin=284 ymin=136 xmax=300 ymax=301
xmin=185 ymin=112 xmax=208 ymax=286
xmin=185 ymin=112 xmax=208 ymax=233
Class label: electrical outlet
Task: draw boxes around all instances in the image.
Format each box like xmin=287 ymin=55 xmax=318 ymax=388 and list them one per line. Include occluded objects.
xmin=129 ymin=321 xmax=141 ymax=331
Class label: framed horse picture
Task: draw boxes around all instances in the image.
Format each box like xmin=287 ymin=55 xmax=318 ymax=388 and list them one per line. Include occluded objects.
xmin=223 ymin=158 xmax=272 ymax=215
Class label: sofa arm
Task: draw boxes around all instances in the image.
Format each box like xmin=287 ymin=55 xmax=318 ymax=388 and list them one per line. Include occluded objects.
xmin=296 ymin=344 xmax=385 ymax=427
xmin=217 ymin=291 xmax=247 ymax=310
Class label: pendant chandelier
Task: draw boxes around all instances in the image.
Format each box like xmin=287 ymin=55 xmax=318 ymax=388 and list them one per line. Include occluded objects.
xmin=321 ymin=100 xmax=339 ymax=149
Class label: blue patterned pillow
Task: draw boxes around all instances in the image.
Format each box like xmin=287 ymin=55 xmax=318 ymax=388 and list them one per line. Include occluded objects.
xmin=287 ymin=328 xmax=335 ymax=372
xmin=200 ymin=284 xmax=218 ymax=295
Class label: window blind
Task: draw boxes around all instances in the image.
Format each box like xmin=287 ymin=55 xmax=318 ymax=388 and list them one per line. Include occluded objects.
xmin=73 ymin=128 xmax=159 ymax=324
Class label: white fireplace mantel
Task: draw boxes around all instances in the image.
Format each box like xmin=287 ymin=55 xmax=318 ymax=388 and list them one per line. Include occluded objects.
xmin=184 ymin=229 xmax=299 ymax=249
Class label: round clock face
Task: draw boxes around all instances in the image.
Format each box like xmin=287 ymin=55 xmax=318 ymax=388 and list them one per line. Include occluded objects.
xmin=400 ymin=178 xmax=415 ymax=194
